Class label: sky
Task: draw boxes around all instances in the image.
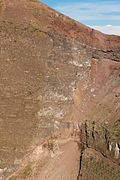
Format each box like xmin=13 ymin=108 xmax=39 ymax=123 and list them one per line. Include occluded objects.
xmin=42 ymin=0 xmax=120 ymax=36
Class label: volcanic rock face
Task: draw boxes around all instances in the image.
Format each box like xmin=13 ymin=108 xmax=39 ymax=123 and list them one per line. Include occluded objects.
xmin=0 ymin=0 xmax=120 ymax=179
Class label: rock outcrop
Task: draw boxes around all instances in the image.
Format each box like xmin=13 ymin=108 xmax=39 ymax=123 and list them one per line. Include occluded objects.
xmin=0 ymin=0 xmax=120 ymax=179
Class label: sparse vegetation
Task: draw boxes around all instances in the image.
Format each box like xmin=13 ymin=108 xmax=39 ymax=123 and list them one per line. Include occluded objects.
xmin=81 ymin=155 xmax=120 ymax=180
xmin=19 ymin=164 xmax=33 ymax=179
xmin=112 ymin=119 xmax=120 ymax=141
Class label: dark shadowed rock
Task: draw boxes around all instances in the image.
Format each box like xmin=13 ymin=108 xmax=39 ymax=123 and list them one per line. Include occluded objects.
xmin=0 ymin=0 xmax=120 ymax=179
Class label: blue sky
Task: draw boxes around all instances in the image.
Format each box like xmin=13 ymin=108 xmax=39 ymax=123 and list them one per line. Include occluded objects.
xmin=42 ymin=0 xmax=120 ymax=35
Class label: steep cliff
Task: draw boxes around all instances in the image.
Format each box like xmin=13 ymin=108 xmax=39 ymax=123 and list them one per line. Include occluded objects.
xmin=0 ymin=0 xmax=120 ymax=179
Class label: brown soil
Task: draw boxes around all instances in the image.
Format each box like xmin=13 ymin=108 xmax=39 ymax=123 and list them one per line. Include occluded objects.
xmin=0 ymin=0 xmax=120 ymax=179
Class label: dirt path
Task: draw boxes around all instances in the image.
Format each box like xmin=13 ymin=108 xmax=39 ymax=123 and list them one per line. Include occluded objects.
xmin=35 ymin=140 xmax=79 ymax=180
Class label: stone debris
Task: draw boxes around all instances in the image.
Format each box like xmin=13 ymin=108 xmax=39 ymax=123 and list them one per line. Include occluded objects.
xmin=37 ymin=107 xmax=64 ymax=119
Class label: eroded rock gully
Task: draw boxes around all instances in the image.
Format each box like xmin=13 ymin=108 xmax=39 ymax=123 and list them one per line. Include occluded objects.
xmin=0 ymin=0 xmax=120 ymax=179
xmin=6 ymin=121 xmax=120 ymax=180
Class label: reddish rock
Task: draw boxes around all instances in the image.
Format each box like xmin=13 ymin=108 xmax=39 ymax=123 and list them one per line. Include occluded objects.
xmin=0 ymin=0 xmax=120 ymax=179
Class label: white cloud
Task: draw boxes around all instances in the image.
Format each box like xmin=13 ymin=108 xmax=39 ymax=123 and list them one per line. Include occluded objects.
xmin=55 ymin=1 xmax=120 ymax=21
xmin=53 ymin=1 xmax=120 ymax=36
xmin=91 ymin=25 xmax=120 ymax=36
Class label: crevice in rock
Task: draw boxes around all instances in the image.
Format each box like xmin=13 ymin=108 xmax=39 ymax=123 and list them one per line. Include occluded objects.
xmin=76 ymin=120 xmax=120 ymax=180
xmin=103 ymin=126 xmax=110 ymax=151
xmin=85 ymin=120 xmax=89 ymax=148
xmin=77 ymin=142 xmax=85 ymax=180
xmin=92 ymin=121 xmax=95 ymax=141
